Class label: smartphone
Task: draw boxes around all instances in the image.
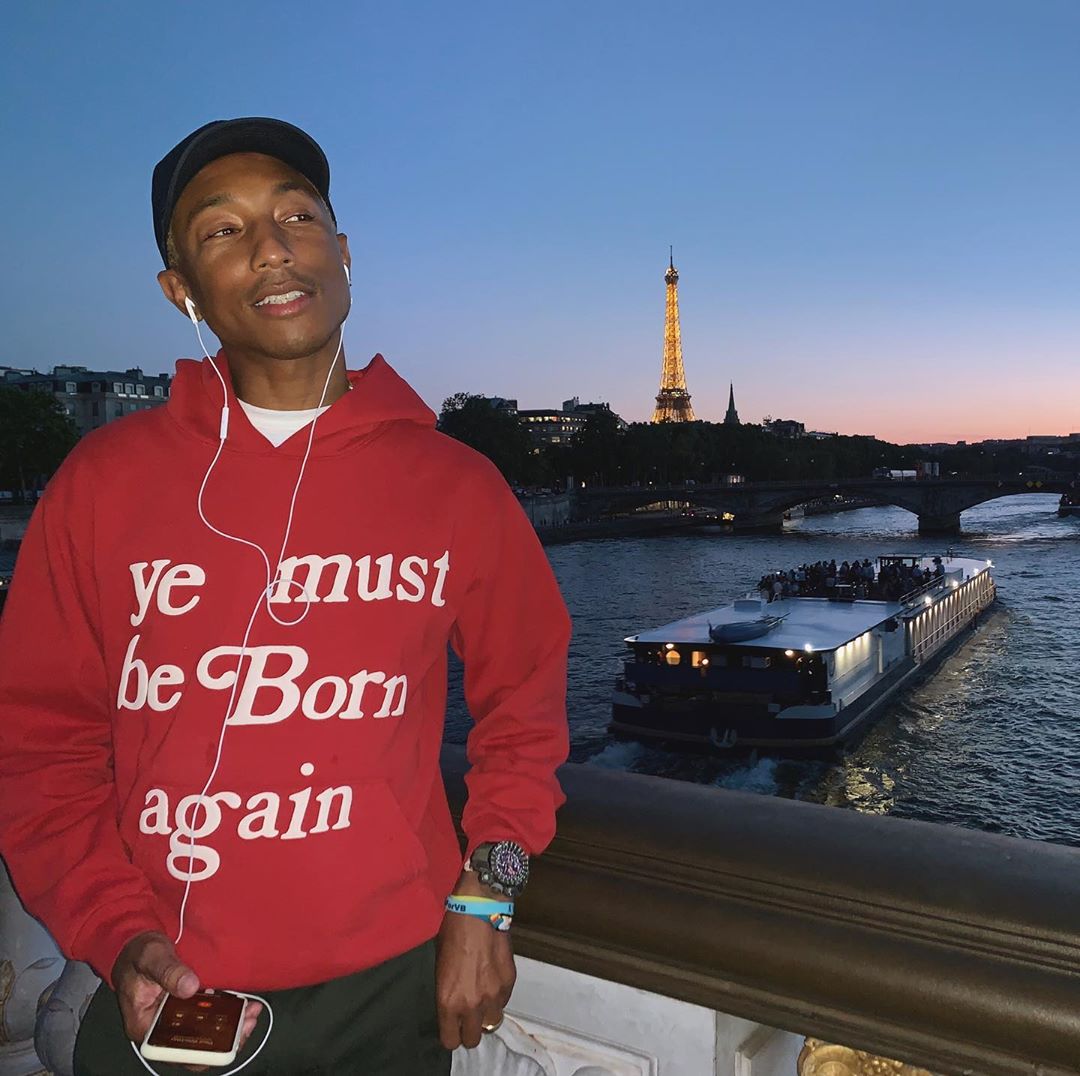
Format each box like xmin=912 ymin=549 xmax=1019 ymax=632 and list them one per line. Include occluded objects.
xmin=140 ymin=988 xmax=247 ymax=1066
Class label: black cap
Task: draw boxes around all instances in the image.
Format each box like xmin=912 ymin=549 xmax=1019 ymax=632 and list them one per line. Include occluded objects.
xmin=152 ymin=117 xmax=334 ymax=267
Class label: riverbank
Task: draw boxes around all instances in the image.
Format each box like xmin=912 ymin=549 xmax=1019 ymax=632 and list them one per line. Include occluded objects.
xmin=538 ymin=512 xmax=701 ymax=545
xmin=0 ymin=506 xmax=31 ymax=544
xmin=537 ymin=499 xmax=890 ymax=545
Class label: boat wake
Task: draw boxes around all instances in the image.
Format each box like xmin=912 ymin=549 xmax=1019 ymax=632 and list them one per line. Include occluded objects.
xmin=585 ymin=740 xmax=645 ymax=770
xmin=715 ymin=756 xmax=781 ymax=795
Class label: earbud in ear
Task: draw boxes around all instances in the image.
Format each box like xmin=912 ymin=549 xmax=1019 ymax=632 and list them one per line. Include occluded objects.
xmin=343 ymin=264 xmax=351 ymax=285
xmin=184 ymin=296 xmax=199 ymax=325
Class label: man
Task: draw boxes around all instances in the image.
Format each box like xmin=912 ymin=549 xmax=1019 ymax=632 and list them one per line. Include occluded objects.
xmin=0 ymin=118 xmax=571 ymax=1074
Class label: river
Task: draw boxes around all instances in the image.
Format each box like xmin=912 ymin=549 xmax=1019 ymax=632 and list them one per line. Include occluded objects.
xmin=447 ymin=493 xmax=1080 ymax=848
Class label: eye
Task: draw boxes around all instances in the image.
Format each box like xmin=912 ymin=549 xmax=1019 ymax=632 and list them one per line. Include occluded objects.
xmin=284 ymin=212 xmax=314 ymax=223
xmin=204 ymin=226 xmax=237 ymax=241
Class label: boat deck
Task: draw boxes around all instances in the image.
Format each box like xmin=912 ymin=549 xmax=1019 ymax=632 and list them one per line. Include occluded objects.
xmin=629 ymin=556 xmax=991 ymax=654
xmin=631 ymin=598 xmax=904 ymax=653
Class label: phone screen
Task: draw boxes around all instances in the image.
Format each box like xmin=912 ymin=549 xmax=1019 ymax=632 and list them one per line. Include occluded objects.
xmin=146 ymin=991 xmax=245 ymax=1053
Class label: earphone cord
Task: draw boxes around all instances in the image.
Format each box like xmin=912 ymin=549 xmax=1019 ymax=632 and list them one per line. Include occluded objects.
xmin=133 ymin=298 xmax=347 ymax=1075
xmin=178 ymin=315 xmax=343 ymax=948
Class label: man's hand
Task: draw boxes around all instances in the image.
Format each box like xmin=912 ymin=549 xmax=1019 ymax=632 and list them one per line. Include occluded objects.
xmin=435 ymin=872 xmax=516 ymax=1050
xmin=111 ymin=932 xmax=262 ymax=1068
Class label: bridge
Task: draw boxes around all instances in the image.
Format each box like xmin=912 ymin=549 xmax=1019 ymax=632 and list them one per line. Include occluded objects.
xmin=576 ymin=475 xmax=1074 ymax=534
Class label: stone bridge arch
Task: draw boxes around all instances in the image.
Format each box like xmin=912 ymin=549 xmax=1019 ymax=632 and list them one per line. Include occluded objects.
xmin=577 ymin=478 xmax=1071 ymax=535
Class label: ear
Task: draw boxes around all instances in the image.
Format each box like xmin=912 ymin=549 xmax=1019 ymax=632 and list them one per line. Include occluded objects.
xmin=337 ymin=233 xmax=351 ymax=278
xmin=158 ymin=268 xmax=199 ymax=321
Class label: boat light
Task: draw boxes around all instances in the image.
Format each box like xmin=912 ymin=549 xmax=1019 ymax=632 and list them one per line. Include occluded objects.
xmin=701 ymin=658 xmax=709 ymax=666
xmin=664 ymin=642 xmax=675 ymax=650
xmin=803 ymin=643 xmax=813 ymax=653
xmin=950 ymin=580 xmax=959 ymax=588
xmin=924 ymin=596 xmax=932 ymax=606
xmin=784 ymin=649 xmax=795 ymax=657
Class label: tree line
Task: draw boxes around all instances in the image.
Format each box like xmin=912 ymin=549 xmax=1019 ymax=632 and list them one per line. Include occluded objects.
xmin=438 ymin=393 xmax=922 ymax=488
xmin=2 ymin=385 xmax=1064 ymax=504
xmin=0 ymin=386 xmax=79 ymax=499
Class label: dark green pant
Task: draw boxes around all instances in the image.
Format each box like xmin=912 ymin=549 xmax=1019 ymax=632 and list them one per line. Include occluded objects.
xmin=73 ymin=940 xmax=450 ymax=1076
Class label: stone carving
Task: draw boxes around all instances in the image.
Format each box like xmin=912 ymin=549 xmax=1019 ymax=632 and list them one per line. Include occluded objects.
xmin=798 ymin=1038 xmax=935 ymax=1076
xmin=452 ymin=1017 xmax=555 ymax=1076
xmin=451 ymin=1015 xmax=619 ymax=1076
xmin=34 ymin=961 xmax=100 ymax=1076
xmin=0 ymin=960 xmax=14 ymax=1047
xmin=0 ymin=857 xmax=73 ymax=1076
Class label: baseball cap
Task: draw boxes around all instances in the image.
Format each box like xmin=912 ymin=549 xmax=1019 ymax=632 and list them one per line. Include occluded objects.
xmin=152 ymin=117 xmax=334 ymax=267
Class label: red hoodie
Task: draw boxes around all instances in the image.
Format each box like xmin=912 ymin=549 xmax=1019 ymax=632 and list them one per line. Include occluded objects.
xmin=0 ymin=352 xmax=570 ymax=991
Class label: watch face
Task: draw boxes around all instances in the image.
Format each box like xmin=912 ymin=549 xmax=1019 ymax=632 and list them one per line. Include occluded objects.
xmin=491 ymin=841 xmax=529 ymax=888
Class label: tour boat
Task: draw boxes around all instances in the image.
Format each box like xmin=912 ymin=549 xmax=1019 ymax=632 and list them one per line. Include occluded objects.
xmin=610 ymin=555 xmax=996 ymax=754
xmin=1058 ymin=493 xmax=1080 ymax=517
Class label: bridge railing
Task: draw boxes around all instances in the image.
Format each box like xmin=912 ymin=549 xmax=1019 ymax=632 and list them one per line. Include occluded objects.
xmin=441 ymin=746 xmax=1080 ymax=1076
xmin=578 ymin=473 xmax=1074 ymax=496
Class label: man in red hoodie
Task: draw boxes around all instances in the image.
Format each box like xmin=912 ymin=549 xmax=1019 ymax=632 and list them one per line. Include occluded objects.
xmin=0 ymin=118 xmax=571 ymax=1074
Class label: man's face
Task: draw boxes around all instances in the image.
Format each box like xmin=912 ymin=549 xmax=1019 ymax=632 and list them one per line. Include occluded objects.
xmin=159 ymin=152 xmax=350 ymax=361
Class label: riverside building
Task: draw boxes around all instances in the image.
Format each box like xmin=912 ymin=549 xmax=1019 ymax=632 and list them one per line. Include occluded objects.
xmin=1 ymin=364 xmax=171 ymax=437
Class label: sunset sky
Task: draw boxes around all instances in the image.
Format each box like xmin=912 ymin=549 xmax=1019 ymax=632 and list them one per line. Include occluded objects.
xmin=3 ymin=2 xmax=1079 ymax=444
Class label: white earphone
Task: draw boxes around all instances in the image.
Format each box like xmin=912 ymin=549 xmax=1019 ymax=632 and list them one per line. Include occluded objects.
xmin=344 ymin=263 xmax=351 ymax=284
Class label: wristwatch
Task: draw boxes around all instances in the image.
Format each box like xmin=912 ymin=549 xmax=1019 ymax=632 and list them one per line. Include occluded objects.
xmin=465 ymin=840 xmax=530 ymax=898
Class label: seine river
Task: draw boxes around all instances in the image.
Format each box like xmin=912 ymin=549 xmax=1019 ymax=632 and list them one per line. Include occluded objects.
xmin=448 ymin=493 xmax=1080 ymax=848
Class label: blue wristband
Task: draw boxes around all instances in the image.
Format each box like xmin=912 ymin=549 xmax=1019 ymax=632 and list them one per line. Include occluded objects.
xmin=445 ymin=895 xmax=515 ymax=931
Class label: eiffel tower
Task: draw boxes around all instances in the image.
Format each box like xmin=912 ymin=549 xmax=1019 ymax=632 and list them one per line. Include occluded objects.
xmin=651 ymin=250 xmax=695 ymax=423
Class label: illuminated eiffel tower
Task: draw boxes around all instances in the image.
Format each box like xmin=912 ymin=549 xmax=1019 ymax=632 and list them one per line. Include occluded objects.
xmin=651 ymin=249 xmax=695 ymax=423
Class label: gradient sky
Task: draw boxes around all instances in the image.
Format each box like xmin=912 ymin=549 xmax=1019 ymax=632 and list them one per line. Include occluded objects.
xmin=3 ymin=1 xmax=1079 ymax=444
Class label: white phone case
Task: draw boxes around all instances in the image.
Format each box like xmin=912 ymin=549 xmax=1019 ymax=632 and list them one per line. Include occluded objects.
xmin=140 ymin=992 xmax=246 ymax=1067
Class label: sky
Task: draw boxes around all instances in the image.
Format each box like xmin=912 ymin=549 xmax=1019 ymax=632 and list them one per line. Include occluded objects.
xmin=2 ymin=1 xmax=1079 ymax=444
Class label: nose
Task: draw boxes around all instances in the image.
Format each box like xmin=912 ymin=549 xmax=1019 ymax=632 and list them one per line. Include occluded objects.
xmin=248 ymin=217 xmax=294 ymax=272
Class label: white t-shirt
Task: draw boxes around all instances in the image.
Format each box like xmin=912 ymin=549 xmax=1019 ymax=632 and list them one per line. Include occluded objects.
xmin=238 ymin=400 xmax=332 ymax=447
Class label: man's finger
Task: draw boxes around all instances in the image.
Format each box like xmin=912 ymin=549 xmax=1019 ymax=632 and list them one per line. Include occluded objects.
xmin=437 ymin=1004 xmax=462 ymax=1052
xmin=460 ymin=1008 xmax=483 ymax=1050
xmin=238 ymin=1001 xmax=263 ymax=1046
xmin=135 ymin=940 xmax=200 ymax=997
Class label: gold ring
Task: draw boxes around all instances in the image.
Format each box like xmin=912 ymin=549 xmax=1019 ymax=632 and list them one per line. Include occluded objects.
xmin=481 ymin=1016 xmax=504 ymax=1033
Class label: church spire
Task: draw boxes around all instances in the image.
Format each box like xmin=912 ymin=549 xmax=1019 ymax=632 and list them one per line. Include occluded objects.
xmin=724 ymin=382 xmax=740 ymax=426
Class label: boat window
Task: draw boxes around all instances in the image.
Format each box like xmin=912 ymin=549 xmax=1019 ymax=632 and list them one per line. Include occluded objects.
xmin=690 ymin=650 xmax=709 ymax=668
xmin=664 ymin=649 xmax=682 ymax=667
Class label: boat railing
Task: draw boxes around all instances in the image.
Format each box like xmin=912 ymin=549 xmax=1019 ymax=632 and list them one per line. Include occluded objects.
xmin=898 ymin=573 xmax=948 ymax=606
